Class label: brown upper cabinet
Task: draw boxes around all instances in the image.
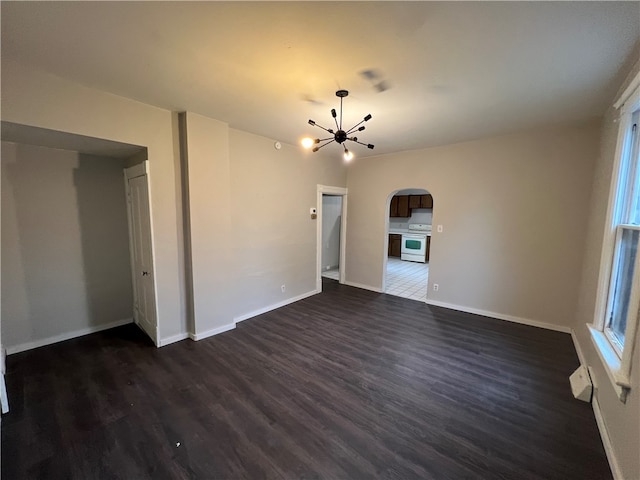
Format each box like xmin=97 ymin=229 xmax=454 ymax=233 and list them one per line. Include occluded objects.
xmin=390 ymin=196 xmax=399 ymax=217
xmin=391 ymin=194 xmax=433 ymax=217
xmin=420 ymin=194 xmax=433 ymax=208
xmin=396 ymin=195 xmax=410 ymax=217
xmin=390 ymin=195 xmax=411 ymax=217
xmin=409 ymin=194 xmax=433 ymax=209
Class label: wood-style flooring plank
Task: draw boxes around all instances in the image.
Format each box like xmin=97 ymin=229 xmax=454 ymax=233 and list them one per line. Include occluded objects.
xmin=2 ymin=279 xmax=611 ymax=479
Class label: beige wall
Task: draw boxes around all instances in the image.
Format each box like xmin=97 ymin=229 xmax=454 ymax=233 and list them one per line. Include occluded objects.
xmin=229 ymin=128 xmax=346 ymax=317
xmin=1 ymin=59 xmax=186 ymax=341
xmin=345 ymin=122 xmax=600 ymax=329
xmin=1 ymin=142 xmax=133 ymax=350
xmin=0 ymin=59 xmax=348 ymax=345
xmin=572 ymin=57 xmax=640 ymax=480
xmin=182 ymin=112 xmax=235 ymax=335
xmin=179 ymin=115 xmax=347 ymax=333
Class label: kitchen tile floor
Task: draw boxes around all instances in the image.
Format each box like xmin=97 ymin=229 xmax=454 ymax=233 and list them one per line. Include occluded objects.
xmin=385 ymin=257 xmax=429 ymax=302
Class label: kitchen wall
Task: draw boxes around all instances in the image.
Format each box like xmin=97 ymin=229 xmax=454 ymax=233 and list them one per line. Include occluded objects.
xmin=572 ymin=54 xmax=640 ymax=480
xmin=346 ymin=121 xmax=600 ymax=330
xmin=322 ymin=195 xmax=342 ymax=270
xmin=390 ymin=209 xmax=433 ymax=230
xmin=1 ymin=142 xmax=133 ymax=351
xmin=1 ymin=59 xmax=186 ymax=343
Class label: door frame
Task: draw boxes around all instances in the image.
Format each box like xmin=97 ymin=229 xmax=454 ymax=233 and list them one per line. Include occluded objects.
xmin=124 ymin=161 xmax=159 ymax=345
xmin=316 ymin=185 xmax=348 ymax=291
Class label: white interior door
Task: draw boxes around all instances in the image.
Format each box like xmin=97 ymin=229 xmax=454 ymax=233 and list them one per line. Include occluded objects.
xmin=126 ymin=167 xmax=157 ymax=344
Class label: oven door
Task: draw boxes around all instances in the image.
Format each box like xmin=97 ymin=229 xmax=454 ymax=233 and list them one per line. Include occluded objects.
xmin=401 ymin=234 xmax=427 ymax=262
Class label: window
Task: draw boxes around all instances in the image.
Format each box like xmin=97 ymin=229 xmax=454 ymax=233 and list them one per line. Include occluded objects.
xmin=605 ymin=112 xmax=640 ymax=355
xmin=590 ymin=76 xmax=640 ymax=403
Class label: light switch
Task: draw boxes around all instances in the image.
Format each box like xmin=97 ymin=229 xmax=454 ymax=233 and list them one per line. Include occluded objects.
xmin=437 ymin=225 xmax=443 ymax=233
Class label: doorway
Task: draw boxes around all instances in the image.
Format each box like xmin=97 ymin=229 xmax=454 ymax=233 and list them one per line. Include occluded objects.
xmin=383 ymin=188 xmax=432 ymax=301
xmin=316 ymin=185 xmax=347 ymax=291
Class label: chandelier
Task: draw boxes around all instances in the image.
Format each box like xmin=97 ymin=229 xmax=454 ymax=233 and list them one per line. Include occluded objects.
xmin=302 ymin=90 xmax=374 ymax=161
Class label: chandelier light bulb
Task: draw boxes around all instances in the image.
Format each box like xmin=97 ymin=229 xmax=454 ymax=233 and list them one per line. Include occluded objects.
xmin=301 ymin=137 xmax=314 ymax=149
xmin=344 ymin=149 xmax=354 ymax=162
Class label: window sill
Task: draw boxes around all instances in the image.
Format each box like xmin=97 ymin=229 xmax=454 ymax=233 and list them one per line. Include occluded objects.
xmin=589 ymin=325 xmax=630 ymax=403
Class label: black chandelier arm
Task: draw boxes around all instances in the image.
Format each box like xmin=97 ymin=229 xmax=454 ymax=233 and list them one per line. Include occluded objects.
xmin=331 ymin=109 xmax=340 ymax=131
xmin=315 ymin=136 xmax=334 ymax=143
xmin=308 ymin=119 xmax=335 ymax=135
xmin=346 ymin=125 xmax=366 ymax=135
xmin=348 ymin=138 xmax=375 ymax=149
xmin=312 ymin=139 xmax=336 ymax=152
xmin=345 ymin=114 xmax=372 ymax=134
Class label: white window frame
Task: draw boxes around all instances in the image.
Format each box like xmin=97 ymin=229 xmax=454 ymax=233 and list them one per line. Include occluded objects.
xmin=590 ymin=72 xmax=640 ymax=403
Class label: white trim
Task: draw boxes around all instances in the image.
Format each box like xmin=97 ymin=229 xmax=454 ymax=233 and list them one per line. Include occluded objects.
xmin=157 ymin=332 xmax=189 ymax=347
xmin=6 ymin=318 xmax=133 ymax=355
xmin=571 ymin=329 xmax=587 ymax=366
xmin=590 ymin=87 xmax=640 ymax=402
xmin=343 ymin=281 xmax=383 ymax=293
xmin=188 ymin=322 xmax=236 ymax=341
xmin=316 ymin=185 xmax=348 ymax=292
xmin=613 ymin=69 xmax=640 ymax=110
xmin=589 ymin=326 xmax=629 ymax=402
xmin=592 ymin=395 xmax=624 ymax=480
xmin=234 ymin=289 xmax=319 ymax=323
xmin=424 ymin=300 xmax=572 ymax=333
xmin=187 ymin=289 xmax=321 ymax=342
xmin=592 ymin=115 xmax=630 ymax=331
xmin=143 ymin=161 xmax=161 ymax=346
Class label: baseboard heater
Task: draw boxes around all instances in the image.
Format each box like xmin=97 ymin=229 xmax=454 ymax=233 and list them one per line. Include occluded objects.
xmin=569 ymin=365 xmax=593 ymax=402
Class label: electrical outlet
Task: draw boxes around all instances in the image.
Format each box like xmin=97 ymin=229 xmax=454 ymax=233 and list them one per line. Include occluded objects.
xmin=433 ymin=283 xmax=439 ymax=291
xmin=281 ymin=284 xmax=286 ymax=293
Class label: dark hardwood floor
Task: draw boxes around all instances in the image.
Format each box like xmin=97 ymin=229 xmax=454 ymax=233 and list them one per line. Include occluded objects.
xmin=3 ymin=279 xmax=611 ymax=479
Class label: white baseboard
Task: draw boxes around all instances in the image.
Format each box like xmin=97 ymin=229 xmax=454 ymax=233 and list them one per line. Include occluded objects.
xmin=234 ymin=289 xmax=320 ymax=323
xmin=424 ymin=299 xmax=572 ymax=334
xmin=342 ymin=281 xmax=383 ymax=293
xmin=157 ymin=332 xmax=189 ymax=347
xmin=592 ymin=396 xmax=623 ymax=480
xmin=6 ymin=318 xmax=133 ymax=355
xmin=571 ymin=329 xmax=587 ymax=365
xmin=189 ymin=322 xmax=236 ymax=341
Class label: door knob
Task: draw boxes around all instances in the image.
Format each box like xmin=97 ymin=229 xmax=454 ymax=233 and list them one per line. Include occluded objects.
xmin=142 ymin=271 xmax=149 ymax=276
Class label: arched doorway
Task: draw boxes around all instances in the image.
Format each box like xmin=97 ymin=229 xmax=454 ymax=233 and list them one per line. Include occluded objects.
xmin=383 ymin=188 xmax=433 ymax=301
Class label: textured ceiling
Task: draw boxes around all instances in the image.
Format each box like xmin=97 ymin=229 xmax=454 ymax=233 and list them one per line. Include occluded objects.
xmin=2 ymin=1 xmax=639 ymax=157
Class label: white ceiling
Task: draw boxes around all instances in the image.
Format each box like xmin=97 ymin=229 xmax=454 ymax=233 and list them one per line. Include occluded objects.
xmin=2 ymin=2 xmax=639 ymax=158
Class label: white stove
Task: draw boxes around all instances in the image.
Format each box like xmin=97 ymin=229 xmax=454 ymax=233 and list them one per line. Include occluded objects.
xmin=401 ymin=224 xmax=431 ymax=263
